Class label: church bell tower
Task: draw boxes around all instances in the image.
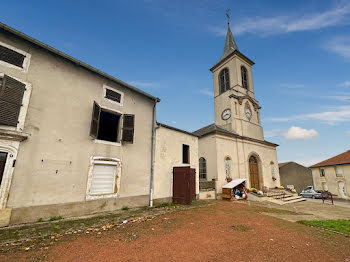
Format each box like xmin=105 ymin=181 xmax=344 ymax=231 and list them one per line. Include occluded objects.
xmin=210 ymin=20 xmax=264 ymax=141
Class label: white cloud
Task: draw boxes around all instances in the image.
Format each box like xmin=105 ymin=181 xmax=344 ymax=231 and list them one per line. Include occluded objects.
xmin=208 ymin=3 xmax=350 ymax=36
xmin=340 ymin=80 xmax=350 ymax=87
xmin=199 ymin=88 xmax=213 ymax=97
xmin=283 ymin=126 xmax=319 ymax=140
xmin=129 ymin=81 xmax=160 ymax=89
xmin=268 ymin=105 xmax=350 ymax=125
xmin=326 ymin=36 xmax=350 ymax=59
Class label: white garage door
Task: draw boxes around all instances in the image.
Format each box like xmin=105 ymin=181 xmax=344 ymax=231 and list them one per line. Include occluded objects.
xmin=90 ymin=164 xmax=116 ymax=194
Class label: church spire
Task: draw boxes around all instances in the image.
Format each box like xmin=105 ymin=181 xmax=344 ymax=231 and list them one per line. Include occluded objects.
xmin=222 ymin=22 xmax=238 ymax=59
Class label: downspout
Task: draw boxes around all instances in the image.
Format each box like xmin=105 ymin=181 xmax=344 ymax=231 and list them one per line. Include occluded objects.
xmin=149 ymin=98 xmax=160 ymax=207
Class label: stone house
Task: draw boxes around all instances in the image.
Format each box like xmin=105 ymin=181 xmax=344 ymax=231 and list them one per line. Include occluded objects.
xmin=310 ymin=150 xmax=350 ymax=200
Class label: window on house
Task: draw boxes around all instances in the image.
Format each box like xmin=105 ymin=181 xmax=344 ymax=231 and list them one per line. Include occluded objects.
xmin=225 ymin=157 xmax=231 ymax=178
xmin=182 ymin=144 xmax=190 ymax=164
xmin=241 ymin=66 xmax=249 ymax=89
xmin=0 ymin=45 xmax=25 ymax=68
xmin=336 ymin=166 xmax=343 ymax=177
xmin=219 ymin=68 xmax=230 ymax=94
xmin=270 ymin=162 xmax=276 ymax=178
xmin=320 ymin=168 xmax=325 ymax=177
xmin=105 ymin=88 xmax=122 ymax=104
xmin=90 ymin=164 xmax=116 ymax=194
xmin=90 ymin=102 xmax=135 ymax=143
xmin=97 ymin=110 xmax=120 ymax=142
xmin=199 ymin=157 xmax=207 ymax=180
xmin=0 ymin=75 xmax=26 ymax=127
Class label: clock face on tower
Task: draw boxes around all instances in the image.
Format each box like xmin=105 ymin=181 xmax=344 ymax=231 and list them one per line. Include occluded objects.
xmin=221 ymin=109 xmax=231 ymax=120
xmin=245 ymin=108 xmax=252 ymax=119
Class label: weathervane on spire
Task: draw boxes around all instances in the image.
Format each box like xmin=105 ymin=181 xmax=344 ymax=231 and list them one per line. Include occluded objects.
xmin=226 ymin=9 xmax=230 ymax=24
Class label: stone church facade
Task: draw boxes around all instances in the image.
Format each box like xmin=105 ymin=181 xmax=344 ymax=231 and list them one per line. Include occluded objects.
xmin=194 ymin=23 xmax=280 ymax=193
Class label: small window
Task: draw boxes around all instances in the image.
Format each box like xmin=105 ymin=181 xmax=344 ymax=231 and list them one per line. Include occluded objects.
xmin=90 ymin=102 xmax=135 ymax=144
xmin=336 ymin=166 xmax=343 ymax=177
xmin=0 ymin=45 xmax=25 ymax=68
xmin=225 ymin=157 xmax=231 ymax=179
xmin=241 ymin=66 xmax=249 ymax=89
xmin=320 ymin=168 xmax=325 ymax=177
xmin=199 ymin=157 xmax=207 ymax=180
xmin=219 ymin=68 xmax=230 ymax=94
xmin=105 ymin=88 xmax=122 ymax=104
xmin=91 ymin=164 xmax=116 ymax=195
xmin=182 ymin=144 xmax=190 ymax=164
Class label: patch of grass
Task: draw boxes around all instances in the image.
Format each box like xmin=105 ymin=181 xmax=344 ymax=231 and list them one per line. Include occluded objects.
xmin=298 ymin=219 xmax=350 ymax=235
xmin=37 ymin=218 xmax=44 ymax=223
xmin=121 ymin=206 xmax=129 ymax=211
xmin=156 ymin=202 xmax=170 ymax=208
xmin=49 ymin=216 xmax=62 ymax=221
xmin=230 ymin=225 xmax=250 ymax=232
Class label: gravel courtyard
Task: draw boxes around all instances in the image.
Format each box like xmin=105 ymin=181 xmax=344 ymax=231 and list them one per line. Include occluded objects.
xmin=1 ymin=200 xmax=350 ymax=262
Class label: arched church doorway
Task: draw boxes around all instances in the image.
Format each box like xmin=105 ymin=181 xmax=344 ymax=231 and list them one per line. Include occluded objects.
xmin=249 ymin=156 xmax=260 ymax=189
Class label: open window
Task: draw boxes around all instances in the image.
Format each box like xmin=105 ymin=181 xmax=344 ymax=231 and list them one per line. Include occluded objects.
xmin=182 ymin=144 xmax=190 ymax=164
xmin=90 ymin=102 xmax=134 ymax=144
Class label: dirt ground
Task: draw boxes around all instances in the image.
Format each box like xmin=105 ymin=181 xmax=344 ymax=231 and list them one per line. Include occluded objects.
xmin=1 ymin=201 xmax=350 ymax=262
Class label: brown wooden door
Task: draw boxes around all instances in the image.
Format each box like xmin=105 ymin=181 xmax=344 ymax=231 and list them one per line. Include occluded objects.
xmin=249 ymin=156 xmax=260 ymax=189
xmin=173 ymin=166 xmax=196 ymax=205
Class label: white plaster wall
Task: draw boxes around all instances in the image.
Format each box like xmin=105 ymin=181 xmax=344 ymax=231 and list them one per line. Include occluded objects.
xmin=197 ymin=135 xmax=217 ymax=181
xmin=0 ymin=31 xmax=155 ymax=208
xmin=311 ymin=165 xmax=350 ymax=200
xmin=153 ymin=126 xmax=199 ymax=199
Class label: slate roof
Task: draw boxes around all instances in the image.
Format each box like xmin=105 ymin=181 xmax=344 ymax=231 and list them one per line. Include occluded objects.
xmin=192 ymin=123 xmax=278 ymax=147
xmin=192 ymin=124 xmax=238 ymax=138
xmin=310 ymin=150 xmax=350 ymax=168
xmin=157 ymin=122 xmax=198 ymax=137
xmin=0 ymin=22 xmax=160 ymax=102
xmin=221 ymin=23 xmax=238 ymax=61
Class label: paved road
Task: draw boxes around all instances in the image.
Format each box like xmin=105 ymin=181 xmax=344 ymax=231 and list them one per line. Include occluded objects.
xmin=305 ymin=197 xmax=350 ymax=209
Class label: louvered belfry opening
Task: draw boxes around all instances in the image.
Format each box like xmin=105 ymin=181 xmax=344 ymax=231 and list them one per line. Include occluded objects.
xmin=0 ymin=75 xmax=26 ymax=127
xmin=105 ymin=89 xmax=121 ymax=103
xmin=0 ymin=45 xmax=25 ymax=68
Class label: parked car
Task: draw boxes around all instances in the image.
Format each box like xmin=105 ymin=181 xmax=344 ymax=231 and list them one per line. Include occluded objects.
xmin=299 ymin=187 xmax=327 ymax=199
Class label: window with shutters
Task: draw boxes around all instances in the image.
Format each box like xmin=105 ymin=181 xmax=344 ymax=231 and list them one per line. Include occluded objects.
xmin=90 ymin=102 xmax=135 ymax=144
xmin=0 ymin=75 xmax=26 ymax=127
xmin=0 ymin=41 xmax=31 ymax=72
xmin=86 ymin=157 xmax=121 ymax=198
xmin=103 ymin=85 xmax=124 ymax=106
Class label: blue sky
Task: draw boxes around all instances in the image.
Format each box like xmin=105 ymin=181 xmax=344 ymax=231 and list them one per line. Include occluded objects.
xmin=2 ymin=0 xmax=350 ymax=166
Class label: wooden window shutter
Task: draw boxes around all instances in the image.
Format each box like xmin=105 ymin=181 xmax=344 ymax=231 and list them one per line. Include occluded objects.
xmin=0 ymin=75 xmax=26 ymax=127
xmin=122 ymin=114 xmax=135 ymax=143
xmin=90 ymin=101 xmax=101 ymax=138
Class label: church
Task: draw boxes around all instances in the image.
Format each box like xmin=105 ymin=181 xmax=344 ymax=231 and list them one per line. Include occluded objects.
xmin=193 ymin=22 xmax=280 ymax=194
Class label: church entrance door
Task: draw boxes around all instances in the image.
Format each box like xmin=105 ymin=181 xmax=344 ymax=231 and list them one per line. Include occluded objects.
xmin=249 ymin=156 xmax=260 ymax=190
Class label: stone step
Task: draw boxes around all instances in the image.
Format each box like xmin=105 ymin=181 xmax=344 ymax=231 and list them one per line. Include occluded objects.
xmin=280 ymin=198 xmax=306 ymax=205
xmin=282 ymin=196 xmax=304 ymax=202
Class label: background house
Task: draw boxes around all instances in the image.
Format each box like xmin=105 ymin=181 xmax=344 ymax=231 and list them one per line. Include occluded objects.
xmin=278 ymin=162 xmax=313 ymax=193
xmin=310 ymin=150 xmax=350 ymax=200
